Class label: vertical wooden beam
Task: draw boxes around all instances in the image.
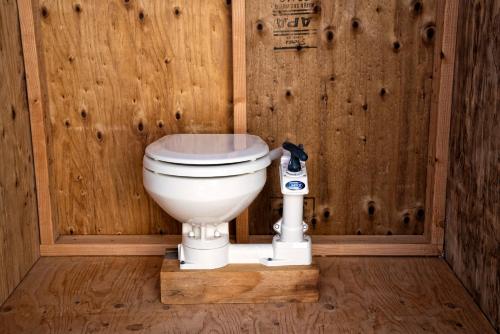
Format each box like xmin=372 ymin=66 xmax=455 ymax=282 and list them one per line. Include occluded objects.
xmin=232 ymin=0 xmax=249 ymax=243
xmin=425 ymin=0 xmax=459 ymax=250
xmin=17 ymin=0 xmax=56 ymax=245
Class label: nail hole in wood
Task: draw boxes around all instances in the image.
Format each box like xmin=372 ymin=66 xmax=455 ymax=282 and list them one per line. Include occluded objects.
xmin=64 ymin=119 xmax=71 ymax=127
xmin=416 ymin=208 xmax=425 ymax=221
xmin=362 ymin=103 xmax=368 ymax=111
xmin=351 ymin=18 xmax=360 ymax=30
xmin=323 ymin=209 xmax=330 ymax=219
xmin=393 ymin=41 xmax=401 ymax=51
xmin=256 ymin=21 xmax=264 ymax=31
xmin=296 ymin=44 xmax=303 ymax=51
xmin=311 ymin=218 xmax=317 ymax=228
xmin=80 ymin=109 xmax=87 ymax=119
xmin=174 ymin=7 xmax=181 ymax=16
xmin=357 ymin=230 xmax=362 ymax=235
xmin=379 ymin=88 xmax=387 ymax=97
xmin=73 ymin=3 xmax=82 ymax=13
xmin=368 ymin=202 xmax=376 ymax=216
xmin=423 ymin=24 xmax=436 ymax=43
xmin=138 ymin=10 xmax=145 ymax=21
xmin=285 ymin=89 xmax=292 ymax=97
xmin=175 ymin=111 xmax=181 ymax=120
xmin=403 ymin=214 xmax=410 ymax=224
xmin=323 ymin=303 xmax=335 ymax=311
xmin=41 ymin=6 xmax=49 ymax=18
xmin=326 ymin=30 xmax=334 ymax=41
xmin=11 ymin=106 xmax=16 ymax=120
xmin=313 ymin=4 xmax=321 ymax=13
xmin=137 ymin=122 xmax=144 ymax=132
xmin=387 ymin=230 xmax=393 ymax=235
xmin=96 ymin=131 xmax=103 ymax=141
xmin=157 ymin=120 xmax=164 ymax=128
xmin=411 ymin=1 xmax=423 ymax=15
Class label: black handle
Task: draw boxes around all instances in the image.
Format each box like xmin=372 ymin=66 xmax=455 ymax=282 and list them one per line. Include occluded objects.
xmin=282 ymin=142 xmax=308 ymax=172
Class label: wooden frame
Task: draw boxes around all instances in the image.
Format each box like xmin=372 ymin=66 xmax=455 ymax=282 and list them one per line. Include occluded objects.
xmin=233 ymin=0 xmax=249 ymax=244
xmin=18 ymin=0 xmax=57 ymax=246
xmin=18 ymin=0 xmax=458 ymax=257
xmin=424 ymin=0 xmax=459 ymax=247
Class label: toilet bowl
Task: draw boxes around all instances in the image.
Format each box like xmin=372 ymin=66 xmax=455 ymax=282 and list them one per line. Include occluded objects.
xmin=143 ymin=134 xmax=277 ymax=269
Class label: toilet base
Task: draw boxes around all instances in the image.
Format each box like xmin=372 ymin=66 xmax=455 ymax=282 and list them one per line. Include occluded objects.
xmin=178 ymin=236 xmax=312 ymax=270
xmin=178 ymin=243 xmax=230 ymax=270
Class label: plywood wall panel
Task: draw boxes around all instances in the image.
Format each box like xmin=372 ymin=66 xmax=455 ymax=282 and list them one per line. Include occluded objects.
xmin=445 ymin=0 xmax=499 ymax=331
xmin=247 ymin=0 xmax=439 ymax=235
xmin=0 ymin=0 xmax=40 ymax=304
xmin=37 ymin=0 xmax=232 ymax=235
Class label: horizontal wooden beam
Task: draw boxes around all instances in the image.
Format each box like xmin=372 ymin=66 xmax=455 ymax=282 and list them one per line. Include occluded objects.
xmin=40 ymin=234 xmax=440 ymax=257
xmin=249 ymin=234 xmax=428 ymax=244
xmin=40 ymin=235 xmax=180 ymax=256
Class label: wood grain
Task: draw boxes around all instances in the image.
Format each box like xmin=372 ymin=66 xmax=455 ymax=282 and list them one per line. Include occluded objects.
xmin=36 ymin=0 xmax=232 ymax=235
xmin=0 ymin=0 xmax=40 ymax=304
xmin=424 ymin=0 xmax=458 ymax=249
xmin=247 ymin=0 xmax=441 ymax=236
xmin=17 ymin=0 xmax=55 ymax=244
xmin=445 ymin=0 xmax=499 ymax=331
xmin=0 ymin=257 xmax=494 ymax=333
xmin=232 ymin=0 xmax=250 ymax=243
xmin=161 ymin=259 xmax=319 ymax=304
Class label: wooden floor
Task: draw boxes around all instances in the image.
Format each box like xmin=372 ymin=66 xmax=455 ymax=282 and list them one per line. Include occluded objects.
xmin=0 ymin=257 xmax=494 ymax=333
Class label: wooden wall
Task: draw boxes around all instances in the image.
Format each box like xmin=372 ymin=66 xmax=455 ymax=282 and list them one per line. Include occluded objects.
xmin=0 ymin=0 xmax=40 ymax=304
xmin=31 ymin=0 xmax=447 ymax=237
xmin=36 ymin=0 xmax=232 ymax=235
xmin=445 ymin=0 xmax=499 ymax=331
xmin=247 ymin=0 xmax=441 ymax=235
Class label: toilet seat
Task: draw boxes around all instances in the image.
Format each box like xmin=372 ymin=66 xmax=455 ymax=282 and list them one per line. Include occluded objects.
xmin=144 ymin=134 xmax=272 ymax=177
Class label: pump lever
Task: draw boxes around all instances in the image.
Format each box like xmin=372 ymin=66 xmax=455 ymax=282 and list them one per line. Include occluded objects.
xmin=282 ymin=142 xmax=308 ymax=173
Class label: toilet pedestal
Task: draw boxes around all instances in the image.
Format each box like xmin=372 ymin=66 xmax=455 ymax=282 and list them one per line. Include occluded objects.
xmin=160 ymin=251 xmax=320 ymax=304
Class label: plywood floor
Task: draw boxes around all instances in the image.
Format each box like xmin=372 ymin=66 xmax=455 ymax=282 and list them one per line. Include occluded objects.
xmin=0 ymin=257 xmax=494 ymax=333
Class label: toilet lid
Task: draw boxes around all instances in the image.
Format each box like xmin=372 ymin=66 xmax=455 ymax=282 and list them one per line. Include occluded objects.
xmin=145 ymin=134 xmax=269 ymax=165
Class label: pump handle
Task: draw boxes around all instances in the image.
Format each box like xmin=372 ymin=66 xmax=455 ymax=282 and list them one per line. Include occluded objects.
xmin=282 ymin=142 xmax=308 ymax=172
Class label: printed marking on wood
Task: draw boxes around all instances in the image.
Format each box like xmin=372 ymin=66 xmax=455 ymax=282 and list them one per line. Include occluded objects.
xmin=272 ymin=0 xmax=320 ymax=51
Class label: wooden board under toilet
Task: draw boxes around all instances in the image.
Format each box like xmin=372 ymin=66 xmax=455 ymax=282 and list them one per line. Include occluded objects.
xmin=160 ymin=253 xmax=319 ymax=304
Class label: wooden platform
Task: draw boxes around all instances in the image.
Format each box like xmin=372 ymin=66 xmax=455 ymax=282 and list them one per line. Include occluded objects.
xmin=0 ymin=257 xmax=495 ymax=333
xmin=161 ymin=259 xmax=319 ymax=304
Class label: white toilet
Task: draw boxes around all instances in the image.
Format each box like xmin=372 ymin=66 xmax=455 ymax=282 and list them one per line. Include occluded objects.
xmin=143 ymin=134 xmax=275 ymax=268
xmin=144 ymin=133 xmax=312 ymax=270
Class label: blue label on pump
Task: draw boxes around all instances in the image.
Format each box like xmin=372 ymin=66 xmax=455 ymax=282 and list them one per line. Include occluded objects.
xmin=285 ymin=181 xmax=305 ymax=190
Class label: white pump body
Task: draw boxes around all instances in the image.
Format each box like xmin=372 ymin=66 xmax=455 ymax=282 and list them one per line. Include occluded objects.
xmin=177 ymin=148 xmax=312 ymax=269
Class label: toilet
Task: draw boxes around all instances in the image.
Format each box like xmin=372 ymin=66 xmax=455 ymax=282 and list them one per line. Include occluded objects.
xmin=143 ymin=133 xmax=280 ymax=269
